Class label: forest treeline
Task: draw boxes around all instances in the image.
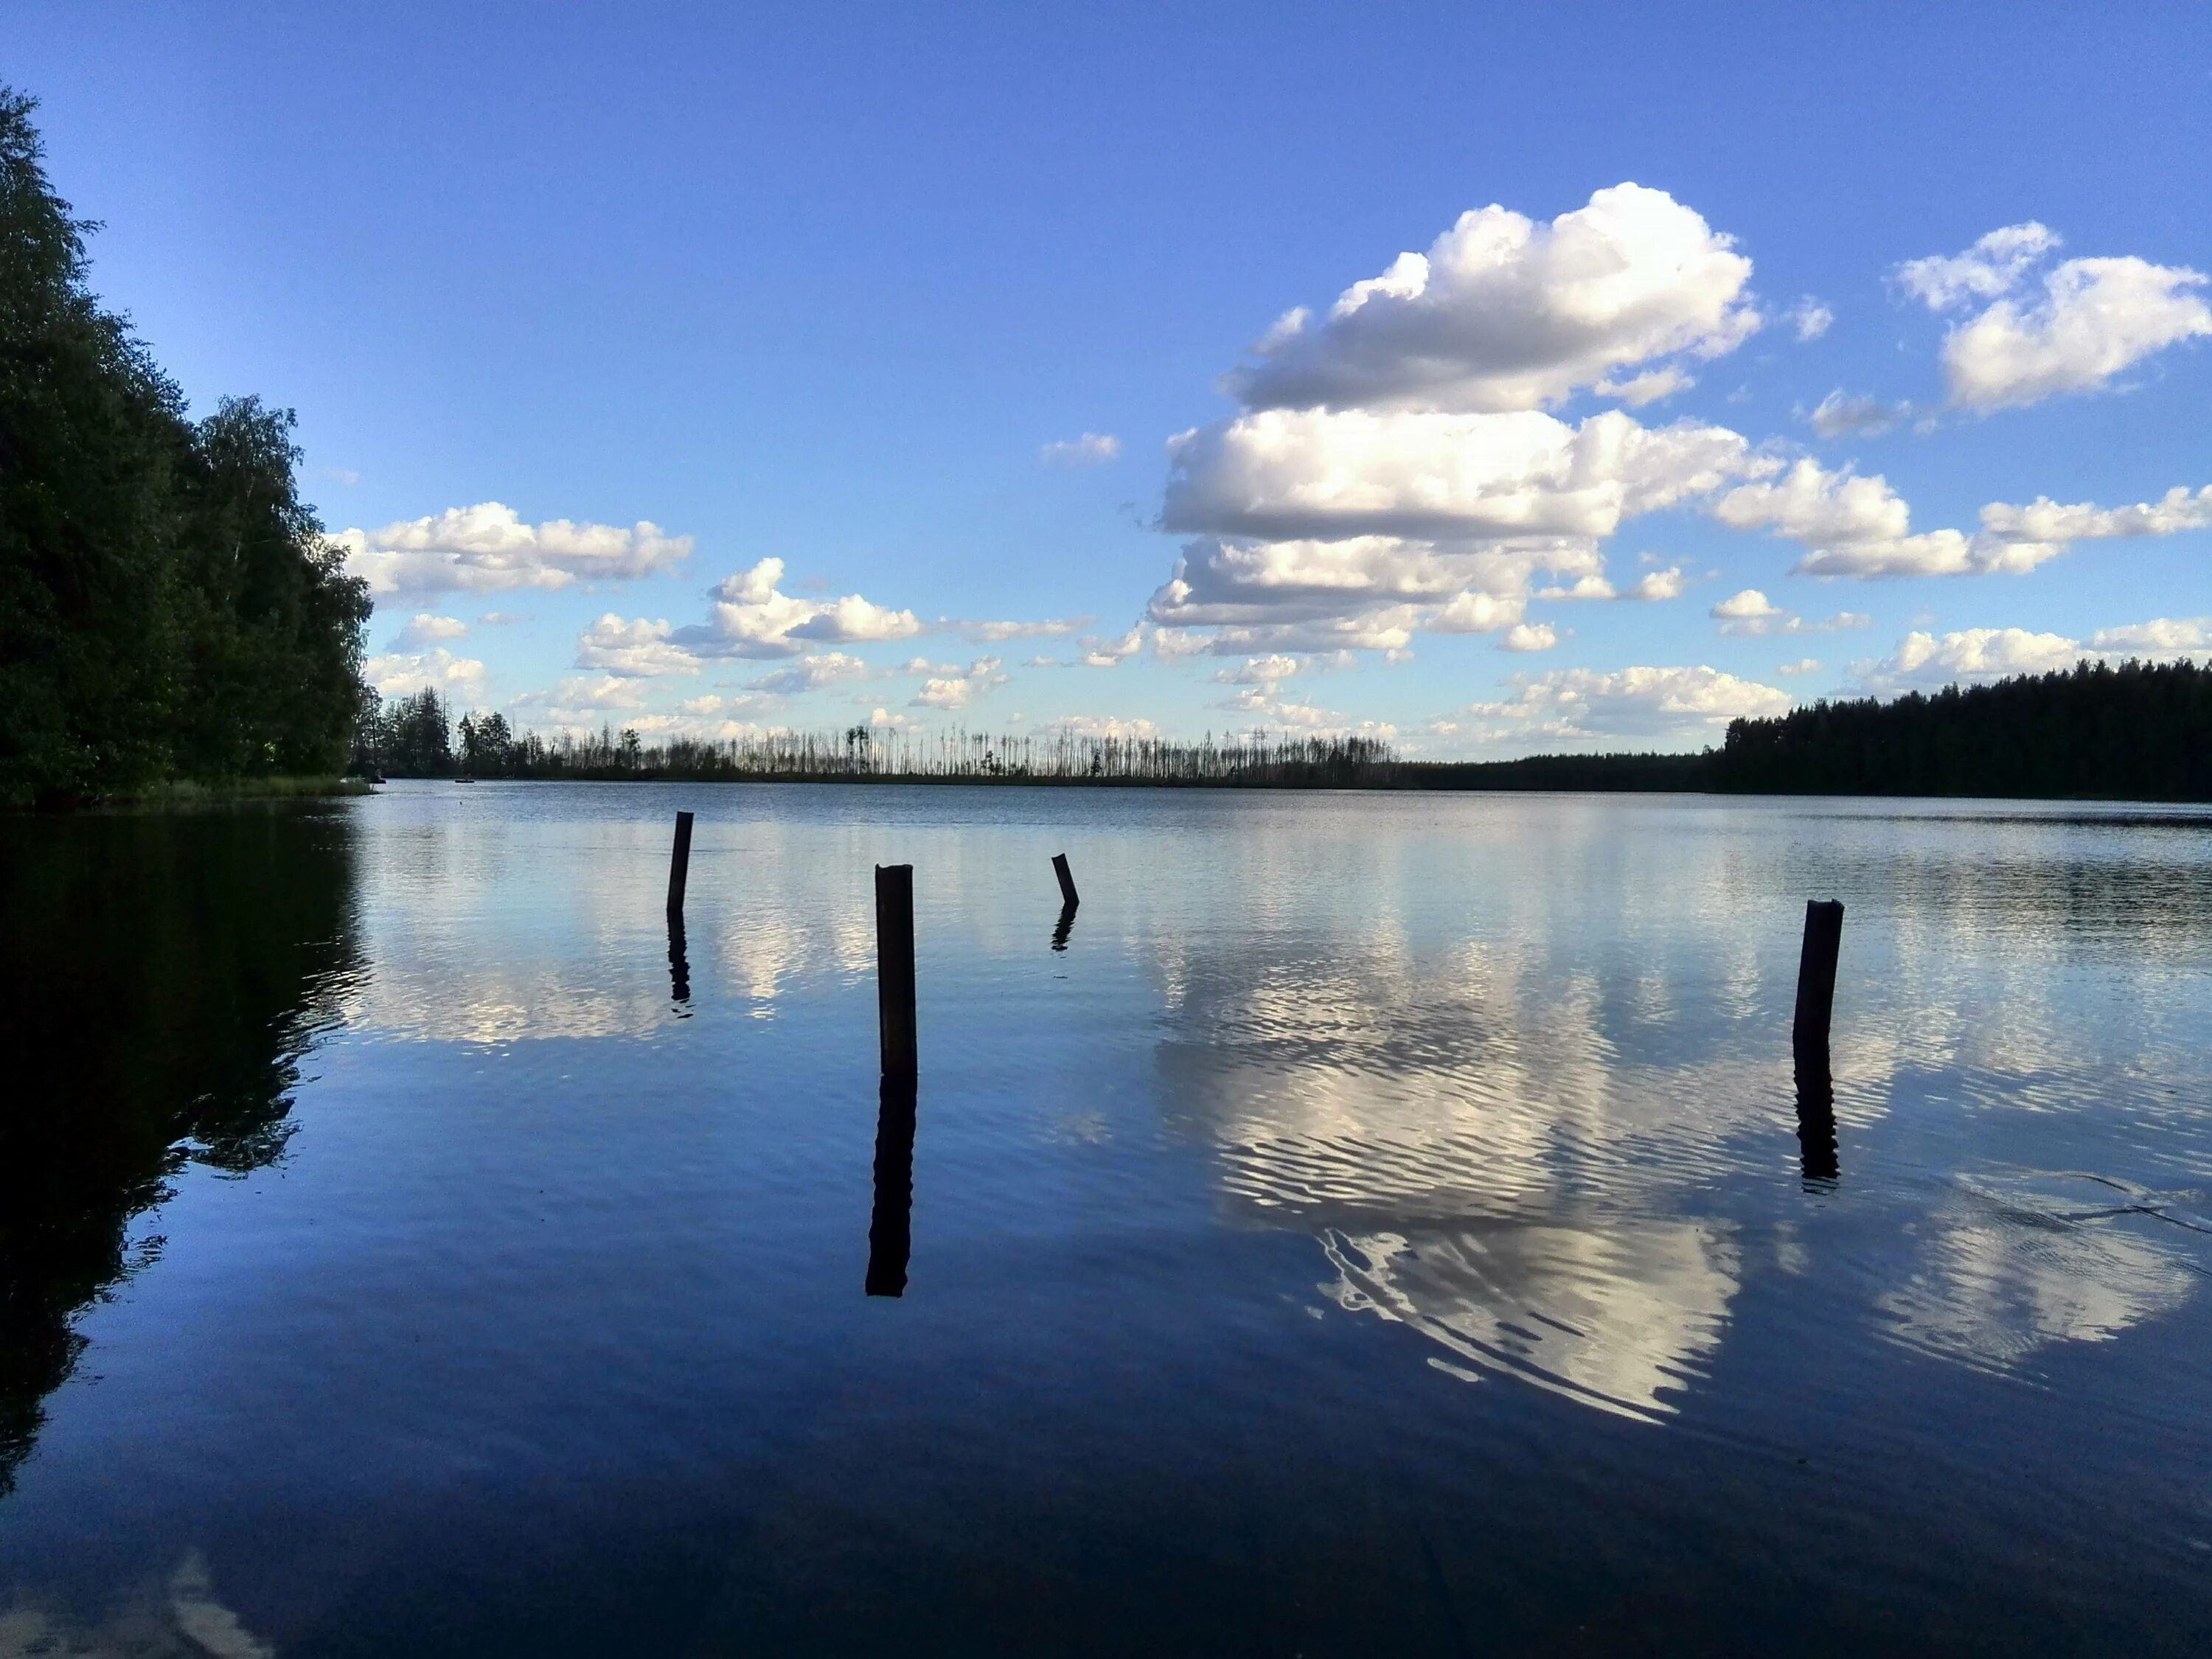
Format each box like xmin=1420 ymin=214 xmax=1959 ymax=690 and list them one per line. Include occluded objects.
xmin=363 ymin=658 xmax=2212 ymax=800
xmin=1 ymin=87 xmax=369 ymax=807
xmin=1708 ymin=658 xmax=2212 ymax=799
xmin=356 ymin=689 xmax=1403 ymax=787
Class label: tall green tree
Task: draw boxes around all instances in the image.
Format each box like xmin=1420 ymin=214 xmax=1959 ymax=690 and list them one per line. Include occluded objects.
xmin=0 ymin=85 xmax=369 ymax=805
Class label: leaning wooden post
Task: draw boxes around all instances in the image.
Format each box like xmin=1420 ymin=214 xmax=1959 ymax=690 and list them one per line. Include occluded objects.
xmin=667 ymin=810 xmax=695 ymax=919
xmin=1051 ymin=852 xmax=1079 ymax=908
xmin=1792 ymin=899 xmax=1844 ymax=1055
xmin=875 ymin=863 xmax=917 ymax=1085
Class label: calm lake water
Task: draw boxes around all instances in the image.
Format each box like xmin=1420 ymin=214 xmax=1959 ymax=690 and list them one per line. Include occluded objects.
xmin=5 ymin=782 xmax=2212 ymax=1656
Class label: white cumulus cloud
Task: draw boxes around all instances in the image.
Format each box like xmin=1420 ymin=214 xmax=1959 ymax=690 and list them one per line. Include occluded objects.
xmin=1500 ymin=622 xmax=1559 ymax=652
xmin=669 ymin=557 xmax=922 ymax=659
xmin=574 ymin=613 xmax=701 ymax=677
xmin=1897 ymin=223 xmax=2212 ymax=410
xmin=335 ymin=502 xmax=692 ymax=596
xmin=1228 ymin=183 xmax=1759 ymax=414
xmin=911 ymin=656 xmax=1010 ymax=710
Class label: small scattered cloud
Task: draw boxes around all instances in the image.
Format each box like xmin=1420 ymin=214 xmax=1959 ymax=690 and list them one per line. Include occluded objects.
xmin=388 ymin=613 xmax=470 ymax=649
xmin=1896 ymin=223 xmax=2211 ymax=411
xmin=1500 ymin=622 xmax=1559 ymax=652
xmin=1593 ymin=366 xmax=1694 ymax=407
xmin=1807 ymin=389 xmax=1906 ymax=439
xmin=574 ymin=613 xmax=700 ymax=677
xmin=745 ymin=653 xmax=876 ymax=695
xmin=1051 ymin=714 xmax=1161 ymax=740
xmin=321 ymin=466 xmax=361 ymax=486
xmin=335 ymin=502 xmax=691 ymax=596
xmin=1775 ymin=658 xmax=1822 ymax=676
xmin=478 ymin=611 xmax=525 ymax=625
xmin=2087 ymin=616 xmax=2212 ymax=652
xmin=1447 ymin=664 xmax=1792 ymax=748
xmin=1042 ymin=432 xmax=1123 ymax=466
xmin=1708 ymin=588 xmax=1870 ymax=636
xmin=911 ymin=656 xmax=1010 ymax=710
xmin=1627 ymin=566 xmax=1686 ymax=601
xmin=364 ymin=647 xmax=487 ymax=700
xmin=953 ymin=616 xmax=1091 ymax=642
xmin=1078 ymin=625 xmax=1145 ymax=667
xmin=1787 ymin=297 xmax=1834 ymax=341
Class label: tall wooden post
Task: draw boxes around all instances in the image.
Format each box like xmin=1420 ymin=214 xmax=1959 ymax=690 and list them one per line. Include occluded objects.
xmin=667 ymin=810 xmax=695 ymax=919
xmin=875 ymin=863 xmax=917 ymax=1085
xmin=1792 ymin=900 xmax=1843 ymax=1055
xmin=1792 ymin=899 xmax=1843 ymax=1182
xmin=1051 ymin=852 xmax=1079 ymax=908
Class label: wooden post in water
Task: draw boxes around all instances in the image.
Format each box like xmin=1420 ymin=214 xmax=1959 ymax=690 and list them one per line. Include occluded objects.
xmin=1051 ymin=852 xmax=1079 ymax=908
xmin=875 ymin=863 xmax=917 ymax=1085
xmin=667 ymin=810 xmax=695 ymax=919
xmin=1792 ymin=900 xmax=1843 ymax=1055
xmin=1792 ymin=899 xmax=1844 ymax=1182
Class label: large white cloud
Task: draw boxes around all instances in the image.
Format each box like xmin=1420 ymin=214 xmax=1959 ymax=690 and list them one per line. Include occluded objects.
xmin=1151 ymin=407 xmax=1755 ymax=649
xmin=1897 ymin=224 xmax=2211 ymax=411
xmin=1163 ymin=407 xmax=1759 ymax=543
xmin=335 ymin=502 xmax=692 ymax=596
xmin=1228 ymin=184 xmax=1759 ymax=414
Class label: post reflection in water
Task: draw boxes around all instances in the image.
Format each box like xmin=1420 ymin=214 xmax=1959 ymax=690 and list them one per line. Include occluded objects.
xmin=866 ymin=1078 xmax=918 ymax=1297
xmin=1793 ymin=1036 xmax=1840 ymax=1183
xmin=1051 ymin=899 xmax=1079 ymax=953
xmin=667 ymin=914 xmax=692 ymax=1009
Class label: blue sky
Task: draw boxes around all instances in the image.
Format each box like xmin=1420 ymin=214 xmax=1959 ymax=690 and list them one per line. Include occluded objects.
xmin=15 ymin=1 xmax=2212 ymax=752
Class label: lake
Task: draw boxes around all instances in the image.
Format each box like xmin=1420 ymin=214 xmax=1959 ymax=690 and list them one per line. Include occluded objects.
xmin=4 ymin=782 xmax=2212 ymax=1656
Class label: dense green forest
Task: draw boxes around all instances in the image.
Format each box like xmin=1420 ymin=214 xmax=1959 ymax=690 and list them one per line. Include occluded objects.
xmin=362 ymin=658 xmax=2212 ymax=800
xmin=1708 ymin=658 xmax=2212 ymax=799
xmin=0 ymin=86 xmax=370 ymax=807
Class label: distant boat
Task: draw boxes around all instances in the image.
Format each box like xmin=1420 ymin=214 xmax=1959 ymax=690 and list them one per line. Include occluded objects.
xmin=372 ymin=774 xmax=386 ymax=785
xmin=455 ymin=774 xmax=476 ymax=784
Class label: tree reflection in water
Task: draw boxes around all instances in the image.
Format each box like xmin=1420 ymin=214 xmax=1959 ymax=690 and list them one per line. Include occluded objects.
xmin=0 ymin=805 xmax=358 ymax=1496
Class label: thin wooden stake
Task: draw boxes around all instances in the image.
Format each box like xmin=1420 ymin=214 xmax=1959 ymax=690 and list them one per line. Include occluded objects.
xmin=666 ymin=810 xmax=695 ymax=919
xmin=1051 ymin=852 xmax=1079 ymax=908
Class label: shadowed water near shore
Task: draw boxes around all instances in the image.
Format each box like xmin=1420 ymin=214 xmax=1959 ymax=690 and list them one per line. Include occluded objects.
xmin=0 ymin=807 xmax=360 ymax=1499
xmin=4 ymin=783 xmax=2212 ymax=1656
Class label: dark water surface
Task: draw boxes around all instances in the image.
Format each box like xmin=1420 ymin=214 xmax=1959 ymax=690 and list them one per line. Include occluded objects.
xmin=5 ymin=783 xmax=2212 ymax=1656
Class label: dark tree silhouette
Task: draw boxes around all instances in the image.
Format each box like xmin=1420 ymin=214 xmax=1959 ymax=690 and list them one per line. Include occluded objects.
xmin=0 ymin=85 xmax=369 ymax=806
